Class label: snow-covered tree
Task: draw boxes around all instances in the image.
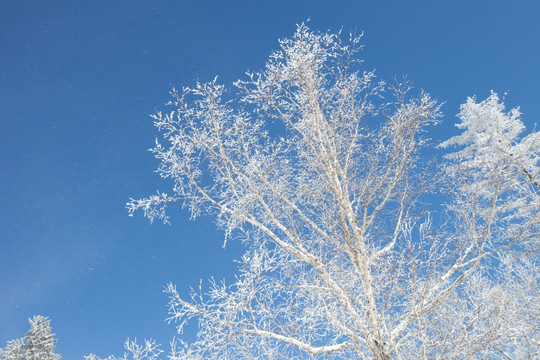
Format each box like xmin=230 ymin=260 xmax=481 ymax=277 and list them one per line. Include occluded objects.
xmin=123 ymin=24 xmax=539 ymax=359
xmin=0 ymin=316 xmax=61 ymax=360
xmin=85 ymin=339 xmax=162 ymax=360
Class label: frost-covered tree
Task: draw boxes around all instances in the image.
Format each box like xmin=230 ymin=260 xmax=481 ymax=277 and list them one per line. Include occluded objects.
xmin=0 ymin=316 xmax=61 ymax=360
xmin=85 ymin=339 xmax=162 ymax=360
xmin=123 ymin=25 xmax=539 ymax=359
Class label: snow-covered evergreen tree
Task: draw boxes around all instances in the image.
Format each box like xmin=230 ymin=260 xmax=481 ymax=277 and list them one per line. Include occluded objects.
xmin=0 ymin=316 xmax=61 ymax=360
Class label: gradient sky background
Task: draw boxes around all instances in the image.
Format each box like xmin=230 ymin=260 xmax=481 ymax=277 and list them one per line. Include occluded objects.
xmin=1 ymin=1 xmax=539 ymax=358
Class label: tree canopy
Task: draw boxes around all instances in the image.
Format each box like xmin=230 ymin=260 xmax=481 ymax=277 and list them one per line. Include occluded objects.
xmin=110 ymin=24 xmax=539 ymax=359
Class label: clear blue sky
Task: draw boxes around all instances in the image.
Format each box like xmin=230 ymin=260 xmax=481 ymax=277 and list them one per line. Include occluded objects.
xmin=1 ymin=1 xmax=539 ymax=358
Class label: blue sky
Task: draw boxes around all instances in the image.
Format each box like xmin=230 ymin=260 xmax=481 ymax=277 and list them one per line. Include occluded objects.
xmin=1 ymin=1 xmax=539 ymax=358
